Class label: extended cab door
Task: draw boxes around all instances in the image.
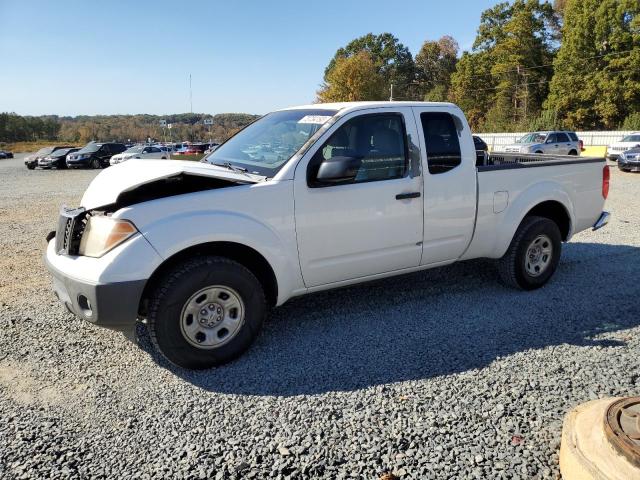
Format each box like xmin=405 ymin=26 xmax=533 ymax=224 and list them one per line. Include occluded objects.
xmin=412 ymin=107 xmax=477 ymax=265
xmin=293 ymin=107 xmax=424 ymax=287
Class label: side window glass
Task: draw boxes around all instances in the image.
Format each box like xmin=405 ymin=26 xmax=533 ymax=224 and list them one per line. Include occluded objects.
xmin=546 ymin=134 xmax=557 ymax=143
xmin=308 ymin=113 xmax=407 ymax=187
xmin=420 ymin=112 xmax=461 ymax=174
xmin=556 ymin=133 xmax=569 ymax=142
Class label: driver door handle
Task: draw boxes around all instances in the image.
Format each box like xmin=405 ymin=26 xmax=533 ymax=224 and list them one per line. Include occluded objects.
xmin=396 ymin=192 xmax=421 ymax=200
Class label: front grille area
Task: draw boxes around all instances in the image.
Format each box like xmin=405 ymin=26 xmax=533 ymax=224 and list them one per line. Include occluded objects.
xmin=55 ymin=207 xmax=88 ymax=255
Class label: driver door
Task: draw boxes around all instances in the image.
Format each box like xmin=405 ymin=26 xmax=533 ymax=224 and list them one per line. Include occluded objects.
xmin=293 ymin=108 xmax=424 ymax=287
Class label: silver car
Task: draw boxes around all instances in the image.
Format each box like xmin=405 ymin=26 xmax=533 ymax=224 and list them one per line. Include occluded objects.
xmin=503 ymin=131 xmax=582 ymax=155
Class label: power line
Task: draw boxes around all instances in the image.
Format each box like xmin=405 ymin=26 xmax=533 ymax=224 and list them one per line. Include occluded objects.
xmin=464 ymin=48 xmax=638 ymax=80
xmin=468 ymin=67 xmax=640 ymax=93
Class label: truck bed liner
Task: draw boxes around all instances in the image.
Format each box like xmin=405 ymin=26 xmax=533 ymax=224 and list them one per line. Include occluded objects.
xmin=478 ymin=153 xmax=604 ymax=172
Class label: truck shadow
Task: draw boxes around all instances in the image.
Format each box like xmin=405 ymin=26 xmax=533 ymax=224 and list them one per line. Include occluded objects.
xmin=140 ymin=241 xmax=640 ymax=396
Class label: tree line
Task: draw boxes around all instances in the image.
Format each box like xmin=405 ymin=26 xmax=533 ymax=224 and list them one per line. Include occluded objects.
xmin=318 ymin=0 xmax=640 ymax=131
xmin=0 ymin=112 xmax=259 ymax=144
xmin=2 ymin=0 xmax=637 ymax=143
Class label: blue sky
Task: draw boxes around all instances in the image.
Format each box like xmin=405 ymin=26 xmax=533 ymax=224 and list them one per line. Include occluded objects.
xmin=0 ymin=0 xmax=497 ymax=116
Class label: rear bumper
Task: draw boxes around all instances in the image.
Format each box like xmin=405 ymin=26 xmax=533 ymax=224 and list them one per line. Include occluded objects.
xmin=592 ymin=211 xmax=610 ymax=231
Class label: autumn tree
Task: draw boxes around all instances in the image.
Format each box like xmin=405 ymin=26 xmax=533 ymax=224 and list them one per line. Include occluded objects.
xmin=322 ymin=33 xmax=415 ymax=101
xmin=414 ymin=36 xmax=459 ymax=101
xmin=317 ymin=51 xmax=387 ymax=102
xmin=545 ymin=0 xmax=640 ymax=129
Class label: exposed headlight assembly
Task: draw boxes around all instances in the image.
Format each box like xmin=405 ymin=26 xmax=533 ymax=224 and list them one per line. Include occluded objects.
xmin=79 ymin=216 xmax=137 ymax=257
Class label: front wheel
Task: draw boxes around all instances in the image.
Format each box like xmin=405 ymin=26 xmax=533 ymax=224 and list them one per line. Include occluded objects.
xmin=497 ymin=216 xmax=562 ymax=290
xmin=90 ymin=158 xmax=100 ymax=169
xmin=147 ymin=256 xmax=267 ymax=369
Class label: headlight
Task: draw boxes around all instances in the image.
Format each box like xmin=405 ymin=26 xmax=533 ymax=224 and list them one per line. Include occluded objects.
xmin=79 ymin=216 xmax=137 ymax=257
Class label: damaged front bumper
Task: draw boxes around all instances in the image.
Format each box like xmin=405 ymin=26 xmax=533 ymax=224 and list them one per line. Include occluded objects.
xmin=44 ymin=231 xmax=162 ymax=331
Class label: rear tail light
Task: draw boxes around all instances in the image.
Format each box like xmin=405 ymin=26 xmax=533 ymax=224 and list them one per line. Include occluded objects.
xmin=602 ymin=165 xmax=610 ymax=199
xmin=579 ymin=140 xmax=584 ymax=152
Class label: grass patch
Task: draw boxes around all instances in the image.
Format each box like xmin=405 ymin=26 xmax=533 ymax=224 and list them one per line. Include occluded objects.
xmin=0 ymin=141 xmax=83 ymax=153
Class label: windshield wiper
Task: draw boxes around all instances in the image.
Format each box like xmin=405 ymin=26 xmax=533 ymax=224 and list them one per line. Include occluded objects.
xmin=214 ymin=161 xmax=248 ymax=174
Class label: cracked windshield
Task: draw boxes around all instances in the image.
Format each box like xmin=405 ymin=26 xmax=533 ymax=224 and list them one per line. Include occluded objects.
xmin=205 ymin=109 xmax=337 ymax=175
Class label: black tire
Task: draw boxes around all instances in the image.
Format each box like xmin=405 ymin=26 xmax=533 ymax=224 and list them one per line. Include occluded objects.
xmin=568 ymin=150 xmax=578 ymax=156
xmin=535 ymin=150 xmax=543 ymax=154
xmin=90 ymin=158 xmax=100 ymax=169
xmin=147 ymin=256 xmax=267 ymax=369
xmin=497 ymin=216 xmax=562 ymax=290
xmin=26 ymin=164 xmax=35 ymax=170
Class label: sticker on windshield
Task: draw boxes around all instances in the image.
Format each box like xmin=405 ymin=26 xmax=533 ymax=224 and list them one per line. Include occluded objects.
xmin=297 ymin=115 xmax=333 ymax=125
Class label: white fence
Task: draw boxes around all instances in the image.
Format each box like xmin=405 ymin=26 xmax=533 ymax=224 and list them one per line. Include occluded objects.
xmin=477 ymin=131 xmax=635 ymax=151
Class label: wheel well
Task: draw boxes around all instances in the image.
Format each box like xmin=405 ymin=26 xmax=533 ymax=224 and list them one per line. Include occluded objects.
xmin=139 ymin=242 xmax=278 ymax=316
xmin=568 ymin=149 xmax=578 ymax=155
xmin=525 ymin=201 xmax=571 ymax=240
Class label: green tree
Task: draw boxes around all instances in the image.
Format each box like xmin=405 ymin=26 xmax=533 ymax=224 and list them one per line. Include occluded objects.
xmin=449 ymin=0 xmax=559 ymax=131
xmin=414 ymin=36 xmax=459 ymax=101
xmin=545 ymin=0 xmax=640 ymax=129
xmin=323 ymin=33 xmax=415 ymax=100
xmin=317 ymin=51 xmax=387 ymax=102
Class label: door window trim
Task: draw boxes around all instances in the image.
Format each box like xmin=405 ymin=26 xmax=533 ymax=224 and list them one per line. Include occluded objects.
xmin=306 ymin=112 xmax=410 ymax=188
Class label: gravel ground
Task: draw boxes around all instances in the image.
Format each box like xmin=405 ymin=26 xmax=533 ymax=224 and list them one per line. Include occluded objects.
xmin=0 ymin=155 xmax=639 ymax=479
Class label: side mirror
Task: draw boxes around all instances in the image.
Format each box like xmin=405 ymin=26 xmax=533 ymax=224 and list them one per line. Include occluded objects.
xmin=315 ymin=156 xmax=362 ymax=183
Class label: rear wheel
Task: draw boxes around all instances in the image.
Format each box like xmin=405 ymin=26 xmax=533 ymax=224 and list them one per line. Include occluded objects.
xmin=535 ymin=150 xmax=543 ymax=154
xmin=568 ymin=150 xmax=578 ymax=156
xmin=498 ymin=216 xmax=562 ymax=290
xmin=147 ymin=256 xmax=267 ymax=369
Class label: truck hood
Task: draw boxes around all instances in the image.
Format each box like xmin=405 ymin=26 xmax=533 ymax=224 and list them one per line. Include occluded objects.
xmin=81 ymin=159 xmax=264 ymax=210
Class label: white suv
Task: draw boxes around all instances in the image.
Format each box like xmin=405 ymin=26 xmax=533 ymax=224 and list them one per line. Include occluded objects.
xmin=110 ymin=145 xmax=168 ymax=165
xmin=607 ymin=133 xmax=640 ymax=161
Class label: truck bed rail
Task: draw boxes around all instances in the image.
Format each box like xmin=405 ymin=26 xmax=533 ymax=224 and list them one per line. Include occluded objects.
xmin=478 ymin=153 xmax=605 ymax=172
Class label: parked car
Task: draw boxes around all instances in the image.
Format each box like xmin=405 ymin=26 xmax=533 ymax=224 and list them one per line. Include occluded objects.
xmin=66 ymin=142 xmax=127 ymax=169
xmin=204 ymin=143 xmax=220 ymax=155
xmin=606 ymin=132 xmax=640 ymax=161
xmin=110 ymin=145 xmax=168 ymax=165
xmin=38 ymin=147 xmax=79 ymax=169
xmin=45 ymin=101 xmax=609 ymax=369
xmin=24 ymin=146 xmax=74 ymax=169
xmin=174 ymin=143 xmax=208 ymax=155
xmin=501 ymin=131 xmax=582 ymax=155
xmin=617 ymin=146 xmax=640 ymax=172
xmin=0 ymin=150 xmax=14 ymax=159
xmin=473 ymin=135 xmax=489 ymax=166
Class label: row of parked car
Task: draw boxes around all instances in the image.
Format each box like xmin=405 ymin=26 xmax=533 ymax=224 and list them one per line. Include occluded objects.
xmin=488 ymin=129 xmax=640 ymax=173
xmin=606 ymin=132 xmax=640 ymax=172
xmin=24 ymin=141 xmax=220 ymax=170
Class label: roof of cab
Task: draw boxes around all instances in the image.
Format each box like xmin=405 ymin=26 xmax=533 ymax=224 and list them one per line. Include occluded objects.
xmin=277 ymin=101 xmax=459 ymax=114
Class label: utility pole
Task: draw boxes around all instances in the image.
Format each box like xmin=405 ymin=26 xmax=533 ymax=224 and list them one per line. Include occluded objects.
xmin=189 ymin=74 xmax=193 ymax=141
xmin=390 ymin=83 xmax=394 ymax=101
xmin=514 ymin=66 xmax=520 ymax=124
xmin=522 ymin=70 xmax=529 ymax=124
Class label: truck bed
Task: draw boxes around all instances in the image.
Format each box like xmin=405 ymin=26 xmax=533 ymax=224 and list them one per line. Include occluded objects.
xmin=461 ymin=152 xmax=607 ymax=261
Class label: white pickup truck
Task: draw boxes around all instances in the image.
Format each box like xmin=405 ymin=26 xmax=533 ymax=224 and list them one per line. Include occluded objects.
xmin=45 ymin=102 xmax=610 ymax=369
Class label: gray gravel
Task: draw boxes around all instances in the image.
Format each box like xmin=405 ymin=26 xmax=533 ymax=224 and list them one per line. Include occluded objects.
xmin=0 ymin=155 xmax=639 ymax=479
